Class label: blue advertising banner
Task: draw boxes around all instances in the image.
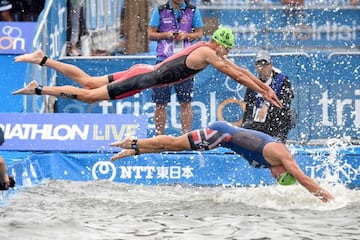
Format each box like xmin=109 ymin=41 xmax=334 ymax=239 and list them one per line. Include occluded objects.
xmin=0 ymin=22 xmax=36 ymax=54
xmin=201 ymin=7 xmax=359 ymax=50
xmin=1 ymin=6 xmax=359 ymax=143
xmin=0 ymin=0 xmax=68 ymax=113
xmin=53 ymin=52 xmax=359 ymax=142
xmin=0 ymin=113 xmax=147 ymax=152
xmin=0 ymin=54 xmax=26 ymax=113
xmin=3 ymin=143 xmax=359 ymax=187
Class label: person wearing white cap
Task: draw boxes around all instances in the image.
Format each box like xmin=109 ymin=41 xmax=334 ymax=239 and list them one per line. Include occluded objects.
xmin=241 ymin=50 xmax=296 ymax=143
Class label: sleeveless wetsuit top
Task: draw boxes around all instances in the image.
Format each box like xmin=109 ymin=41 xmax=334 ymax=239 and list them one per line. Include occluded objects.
xmin=107 ymin=41 xmax=208 ymax=100
xmin=187 ymin=121 xmax=275 ymax=168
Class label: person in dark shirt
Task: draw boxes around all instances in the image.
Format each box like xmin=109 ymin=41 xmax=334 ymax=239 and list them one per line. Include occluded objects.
xmin=242 ymin=50 xmax=295 ymax=143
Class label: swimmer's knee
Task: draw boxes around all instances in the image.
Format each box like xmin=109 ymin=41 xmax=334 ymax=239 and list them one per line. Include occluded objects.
xmin=83 ymin=96 xmax=98 ymax=104
xmin=156 ymin=135 xmax=186 ymax=150
xmin=82 ymin=89 xmax=106 ymax=104
xmin=82 ymin=79 xmax=98 ymax=89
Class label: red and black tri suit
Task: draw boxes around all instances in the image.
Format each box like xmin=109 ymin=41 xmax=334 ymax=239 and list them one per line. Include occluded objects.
xmin=106 ymin=41 xmax=208 ymax=100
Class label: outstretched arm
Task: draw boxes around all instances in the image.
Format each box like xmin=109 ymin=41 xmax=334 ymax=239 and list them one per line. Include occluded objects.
xmin=203 ymin=52 xmax=282 ymax=108
xmin=285 ymin=160 xmax=334 ymax=202
xmin=264 ymin=142 xmax=334 ymax=203
xmin=220 ymin=57 xmax=282 ymax=109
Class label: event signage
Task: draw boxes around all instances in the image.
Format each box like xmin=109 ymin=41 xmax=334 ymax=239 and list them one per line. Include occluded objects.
xmin=201 ymin=7 xmax=359 ymax=50
xmin=0 ymin=22 xmax=36 ymax=54
xmin=92 ymin=161 xmax=195 ymax=182
xmin=54 ymin=53 xmax=359 ymax=141
xmin=0 ymin=113 xmax=147 ymax=151
xmin=6 ymin=144 xmax=360 ymax=187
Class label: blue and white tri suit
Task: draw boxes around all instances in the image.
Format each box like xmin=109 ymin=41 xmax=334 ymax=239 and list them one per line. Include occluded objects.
xmin=187 ymin=121 xmax=276 ymax=168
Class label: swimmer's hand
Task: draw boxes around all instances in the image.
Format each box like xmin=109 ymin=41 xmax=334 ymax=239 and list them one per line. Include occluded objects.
xmin=110 ymin=149 xmax=136 ymax=162
xmin=0 ymin=176 xmax=15 ymax=190
xmin=313 ymin=189 xmax=334 ymax=203
xmin=263 ymin=88 xmax=282 ymax=109
xmin=110 ymin=137 xmax=134 ymax=149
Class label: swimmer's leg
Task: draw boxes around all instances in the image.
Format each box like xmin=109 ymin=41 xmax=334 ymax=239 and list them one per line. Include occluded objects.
xmin=12 ymin=80 xmax=110 ymax=104
xmin=111 ymin=135 xmax=191 ymax=151
xmin=110 ymin=149 xmax=137 ymax=162
xmin=110 ymin=135 xmax=192 ymax=162
xmin=15 ymin=50 xmax=108 ymax=89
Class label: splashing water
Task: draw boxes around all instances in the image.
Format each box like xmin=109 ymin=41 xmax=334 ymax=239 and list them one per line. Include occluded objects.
xmin=315 ymin=138 xmax=358 ymax=185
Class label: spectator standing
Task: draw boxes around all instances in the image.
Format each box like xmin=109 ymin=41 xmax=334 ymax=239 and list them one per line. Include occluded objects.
xmin=0 ymin=0 xmax=13 ymax=21
xmin=11 ymin=0 xmax=45 ymax=21
xmin=67 ymin=0 xmax=84 ymax=56
xmin=242 ymin=50 xmax=295 ymax=143
xmin=148 ymin=0 xmax=204 ymax=135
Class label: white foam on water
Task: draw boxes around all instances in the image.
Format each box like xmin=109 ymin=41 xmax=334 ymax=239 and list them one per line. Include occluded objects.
xmin=1 ymin=179 xmax=359 ymax=240
xmin=1 ymin=138 xmax=359 ymax=239
xmin=212 ymin=183 xmax=359 ymax=211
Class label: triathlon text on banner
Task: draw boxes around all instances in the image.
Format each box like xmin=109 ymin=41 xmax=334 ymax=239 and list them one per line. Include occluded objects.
xmin=0 ymin=113 xmax=147 ymax=152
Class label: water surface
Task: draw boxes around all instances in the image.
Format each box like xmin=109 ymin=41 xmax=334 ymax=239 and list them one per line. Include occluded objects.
xmin=1 ymin=180 xmax=359 ymax=240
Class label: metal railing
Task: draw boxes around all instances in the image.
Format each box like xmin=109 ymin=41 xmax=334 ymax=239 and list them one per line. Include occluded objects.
xmin=83 ymin=0 xmax=122 ymax=54
xmin=27 ymin=0 xmax=67 ymax=113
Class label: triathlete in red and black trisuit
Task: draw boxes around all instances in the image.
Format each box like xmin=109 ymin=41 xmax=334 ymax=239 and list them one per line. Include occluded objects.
xmin=106 ymin=41 xmax=208 ymax=99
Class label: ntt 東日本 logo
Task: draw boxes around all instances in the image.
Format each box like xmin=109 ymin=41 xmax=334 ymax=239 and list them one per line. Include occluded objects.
xmin=0 ymin=25 xmax=25 ymax=51
xmin=92 ymin=161 xmax=194 ymax=181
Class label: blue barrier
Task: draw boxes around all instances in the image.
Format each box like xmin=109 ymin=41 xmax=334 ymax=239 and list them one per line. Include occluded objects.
xmin=2 ymin=142 xmax=359 ymax=188
xmin=0 ymin=55 xmax=26 ymax=113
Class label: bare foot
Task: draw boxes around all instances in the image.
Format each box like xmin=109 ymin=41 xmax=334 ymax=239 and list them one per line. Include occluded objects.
xmin=12 ymin=80 xmax=39 ymax=95
xmin=110 ymin=149 xmax=136 ymax=162
xmin=110 ymin=137 xmax=135 ymax=149
xmin=15 ymin=50 xmax=45 ymax=65
xmin=69 ymin=47 xmax=81 ymax=56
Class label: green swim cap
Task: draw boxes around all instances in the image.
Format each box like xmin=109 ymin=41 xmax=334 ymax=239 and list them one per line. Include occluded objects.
xmin=277 ymin=172 xmax=297 ymax=186
xmin=212 ymin=27 xmax=234 ymax=49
